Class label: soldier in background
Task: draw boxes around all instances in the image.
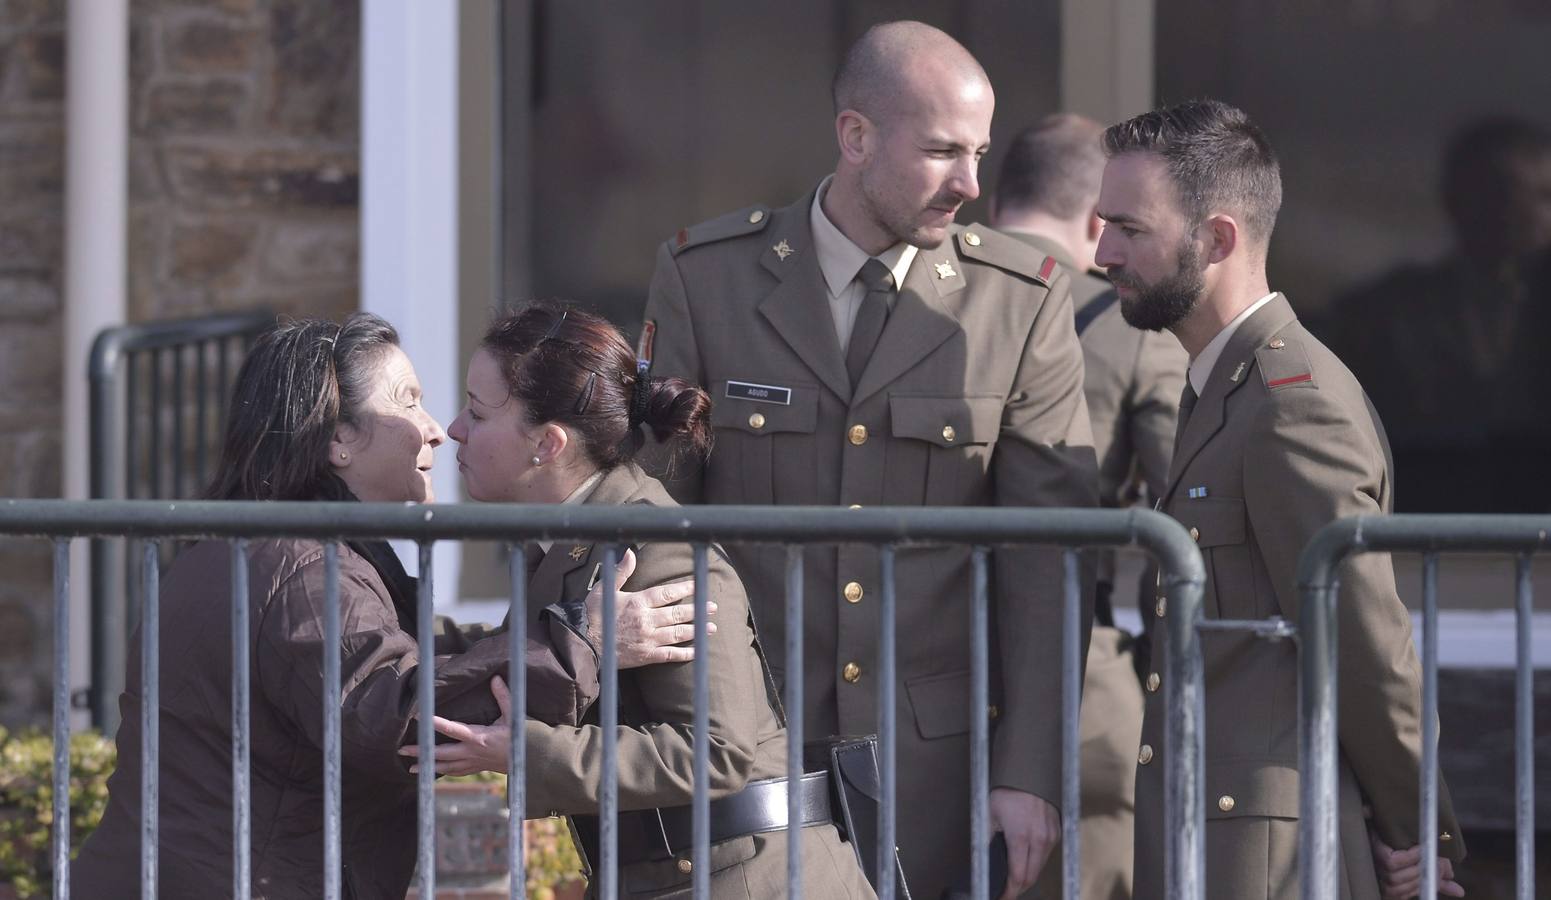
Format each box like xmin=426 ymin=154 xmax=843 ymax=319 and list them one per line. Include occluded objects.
xmin=992 ymin=113 xmax=1187 ymax=900
xmin=1319 ymin=116 xmax=1551 ymax=514
xmin=642 ymin=21 xmax=1100 ymax=898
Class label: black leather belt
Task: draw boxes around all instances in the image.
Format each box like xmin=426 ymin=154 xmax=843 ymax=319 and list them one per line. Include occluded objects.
xmin=601 ymin=771 xmax=834 ymax=865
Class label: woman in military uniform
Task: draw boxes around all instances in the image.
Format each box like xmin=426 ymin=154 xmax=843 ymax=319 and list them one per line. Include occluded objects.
xmin=415 ymin=305 xmax=873 ymax=898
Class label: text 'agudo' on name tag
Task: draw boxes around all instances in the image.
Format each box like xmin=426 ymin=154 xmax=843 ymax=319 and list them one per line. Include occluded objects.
xmin=725 ymin=380 xmax=792 ymax=405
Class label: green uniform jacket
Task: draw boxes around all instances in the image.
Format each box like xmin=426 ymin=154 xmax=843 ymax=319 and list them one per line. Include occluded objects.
xmin=1132 ymin=295 xmax=1465 ymax=900
xmin=642 ymin=187 xmax=1101 ymax=896
xmin=521 ymin=462 xmax=872 ymax=899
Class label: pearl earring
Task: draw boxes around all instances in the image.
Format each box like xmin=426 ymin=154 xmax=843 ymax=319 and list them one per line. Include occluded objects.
xmin=339 ymin=451 xmax=348 ymax=460
xmin=530 ymin=455 xmax=542 ymax=467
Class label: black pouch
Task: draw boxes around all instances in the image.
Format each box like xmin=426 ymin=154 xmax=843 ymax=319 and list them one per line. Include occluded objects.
xmin=804 ymin=735 xmax=912 ymax=899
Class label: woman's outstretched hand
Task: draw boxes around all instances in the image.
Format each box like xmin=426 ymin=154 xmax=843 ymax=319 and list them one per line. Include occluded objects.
xmin=401 ymin=675 xmax=513 ymax=776
xmin=588 ymin=549 xmax=716 ymax=668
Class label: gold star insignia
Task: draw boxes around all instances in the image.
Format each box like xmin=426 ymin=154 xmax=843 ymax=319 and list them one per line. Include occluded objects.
xmin=934 ymin=261 xmax=957 ymax=279
xmin=772 ymin=239 xmax=794 ymax=260
xmin=568 ymin=546 xmax=587 ymax=561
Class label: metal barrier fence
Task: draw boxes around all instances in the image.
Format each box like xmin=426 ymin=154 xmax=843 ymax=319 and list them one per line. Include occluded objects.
xmin=1 ymin=499 xmax=1204 ymax=900
xmin=1298 ymin=514 xmax=1550 ymax=900
xmin=87 ymin=310 xmax=275 ymax=730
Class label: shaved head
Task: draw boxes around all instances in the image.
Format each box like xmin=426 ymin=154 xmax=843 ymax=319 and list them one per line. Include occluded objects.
xmin=832 ymin=21 xmax=989 ymax=126
xmin=995 ymin=113 xmax=1107 ymax=220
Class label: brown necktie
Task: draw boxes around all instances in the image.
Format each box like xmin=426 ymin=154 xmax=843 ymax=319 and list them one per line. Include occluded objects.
xmin=1172 ymin=381 xmax=1199 ymax=459
xmin=846 ymin=258 xmax=895 ymax=389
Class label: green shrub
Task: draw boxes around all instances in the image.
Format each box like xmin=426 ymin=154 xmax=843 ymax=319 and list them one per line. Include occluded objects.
xmin=0 ymin=726 xmax=116 ymax=898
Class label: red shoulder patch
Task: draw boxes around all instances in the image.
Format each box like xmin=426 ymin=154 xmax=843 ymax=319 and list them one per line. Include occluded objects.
xmin=1038 ymin=255 xmax=1057 ymax=281
xmin=675 ymin=228 xmax=689 ymax=248
xmin=1266 ymin=373 xmax=1313 ymax=388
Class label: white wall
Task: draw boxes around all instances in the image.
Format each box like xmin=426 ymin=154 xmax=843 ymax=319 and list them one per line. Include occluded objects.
xmin=361 ymin=1 xmax=461 ymax=604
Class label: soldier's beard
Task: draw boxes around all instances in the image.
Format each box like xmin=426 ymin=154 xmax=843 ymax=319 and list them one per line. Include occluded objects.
xmin=1114 ymin=240 xmax=1206 ymax=332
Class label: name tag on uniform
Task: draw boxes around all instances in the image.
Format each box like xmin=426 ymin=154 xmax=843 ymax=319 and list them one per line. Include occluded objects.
xmin=725 ymin=380 xmax=791 ymax=405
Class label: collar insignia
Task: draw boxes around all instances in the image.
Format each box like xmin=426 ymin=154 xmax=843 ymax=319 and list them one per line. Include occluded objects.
xmin=934 ymin=261 xmax=957 ymax=279
xmin=568 ymin=545 xmax=587 ymax=561
xmin=772 ymin=239 xmax=794 ymax=260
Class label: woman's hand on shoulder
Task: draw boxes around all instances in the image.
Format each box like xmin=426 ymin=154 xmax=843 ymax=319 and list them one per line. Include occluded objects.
xmin=586 ymin=549 xmax=717 ymax=668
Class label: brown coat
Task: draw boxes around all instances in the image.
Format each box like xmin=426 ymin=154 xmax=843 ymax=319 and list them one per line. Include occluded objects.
xmin=643 ymin=189 xmax=1100 ymax=896
xmin=1132 ymin=295 xmax=1465 ymax=900
xmin=72 ymin=536 xmax=591 ymax=900
xmin=518 ymin=462 xmax=872 ymax=898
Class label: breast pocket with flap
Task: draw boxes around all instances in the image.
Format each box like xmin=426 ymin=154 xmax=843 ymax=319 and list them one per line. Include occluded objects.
xmin=706 ymin=380 xmax=819 ymax=505
xmin=1171 ymin=496 xmax=1251 ymax=619
xmin=888 ymin=394 xmax=1003 ymax=505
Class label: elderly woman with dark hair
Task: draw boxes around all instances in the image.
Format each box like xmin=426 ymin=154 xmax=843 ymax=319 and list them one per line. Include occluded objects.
xmin=72 ymin=312 xmax=701 ymax=900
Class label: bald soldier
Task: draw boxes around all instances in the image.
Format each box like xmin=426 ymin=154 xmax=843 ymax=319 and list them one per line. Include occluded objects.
xmin=1094 ymin=99 xmax=1465 ymax=900
xmin=992 ymin=114 xmax=1186 ymax=900
xmin=642 ymin=21 xmax=1100 ymax=898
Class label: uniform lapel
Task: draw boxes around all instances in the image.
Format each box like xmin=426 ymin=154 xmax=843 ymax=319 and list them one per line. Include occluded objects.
xmin=851 ymin=240 xmax=964 ymax=407
xmin=756 ymin=194 xmax=853 ymax=403
xmin=1162 ymin=294 xmax=1298 ymax=504
xmin=526 ymin=465 xmax=648 ymax=614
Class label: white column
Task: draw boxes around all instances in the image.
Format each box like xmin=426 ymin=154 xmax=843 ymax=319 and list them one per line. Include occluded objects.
xmin=362 ymin=1 xmax=462 ymax=604
xmin=1060 ymin=0 xmax=1155 ymax=123
xmin=64 ymin=0 xmax=129 ymax=722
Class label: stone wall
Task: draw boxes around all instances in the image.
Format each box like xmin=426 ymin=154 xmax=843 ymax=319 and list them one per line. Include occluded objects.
xmin=0 ymin=0 xmax=359 ymax=727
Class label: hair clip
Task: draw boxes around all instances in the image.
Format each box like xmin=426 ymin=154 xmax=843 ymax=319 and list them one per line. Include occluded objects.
xmin=540 ymin=309 xmax=569 ymax=343
xmin=574 ymin=371 xmax=598 ymax=414
xmin=628 ymin=359 xmax=652 ymax=426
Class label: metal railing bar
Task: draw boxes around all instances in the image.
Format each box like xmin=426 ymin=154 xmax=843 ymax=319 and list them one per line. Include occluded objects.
xmin=232 ymin=539 xmax=252 ymax=900
xmin=125 ymin=353 xmax=139 ymax=500
xmin=877 ymin=545 xmax=897 ymax=900
xmin=149 ymin=349 xmax=163 ymax=499
xmin=217 ymin=337 xmax=231 ymax=428
xmin=172 ymin=346 xmax=185 ymax=499
xmin=1196 ymin=618 xmax=1296 ymax=640
xmin=1514 ymin=554 xmax=1534 ymax=900
xmin=52 ymin=539 xmax=71 ymax=900
xmin=1164 ymin=535 xmax=1208 ymax=900
xmin=0 ymin=501 xmax=1197 ymax=550
xmin=87 ymin=311 xmax=276 ymax=357
xmin=140 ymin=540 xmax=160 ymax=900
xmin=600 ymin=545 xmax=620 ymax=900
xmin=508 ymin=543 xmax=528 ymax=900
xmin=1061 ymin=549 xmax=1081 ymax=899
xmin=417 ymin=542 xmax=437 ymax=897
xmin=970 ymin=547 xmax=990 ymax=900
xmin=1298 ymin=568 xmax=1340 ymax=900
xmin=784 ymin=546 xmax=804 ymax=900
xmin=1421 ymin=555 xmax=1439 ymax=900
xmin=692 ymin=543 xmax=711 ymax=898
xmin=322 ymin=544 xmax=341 ymax=900
xmin=195 ymin=341 xmax=209 ymax=490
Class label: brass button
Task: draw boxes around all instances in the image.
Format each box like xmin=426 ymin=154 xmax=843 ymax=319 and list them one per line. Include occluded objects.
xmin=988 ymin=705 xmax=1000 ymax=720
xmin=964 ymin=231 xmax=982 ymax=246
xmin=1440 ymin=831 xmax=1453 ymax=842
xmin=748 ymin=210 xmax=764 ymax=224
xmin=844 ymin=581 xmax=864 ymax=603
xmin=1218 ymin=795 xmax=1235 ymax=812
xmin=676 ymin=858 xmax=693 ymax=874
xmin=748 ymin=412 xmax=766 ymax=429
xmin=942 ymin=424 xmax=957 ymax=443
xmin=1268 ymin=338 xmax=1285 ymax=349
xmin=843 ymin=662 xmax=862 ymax=683
xmin=848 ymin=424 xmax=868 ymax=445
xmin=1155 ymin=597 xmax=1167 ymax=617
xmin=1146 ymin=672 xmax=1161 ymax=692
xmin=848 ymin=504 xmax=863 ymax=509
xmin=1137 ymin=744 xmax=1153 ymax=765
xmin=1189 ymin=527 xmax=1200 ymax=541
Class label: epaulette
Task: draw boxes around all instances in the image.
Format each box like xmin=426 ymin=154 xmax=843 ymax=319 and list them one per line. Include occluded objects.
xmin=670 ymin=205 xmax=772 ymax=256
xmin=1255 ymin=335 xmax=1317 ymax=391
xmin=953 ymin=225 xmax=1056 ymax=286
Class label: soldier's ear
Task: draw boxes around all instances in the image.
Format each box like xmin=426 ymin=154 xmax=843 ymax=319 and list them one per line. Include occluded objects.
xmin=836 ymin=110 xmax=871 ymax=164
xmin=1203 ymin=213 xmax=1240 ymax=265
